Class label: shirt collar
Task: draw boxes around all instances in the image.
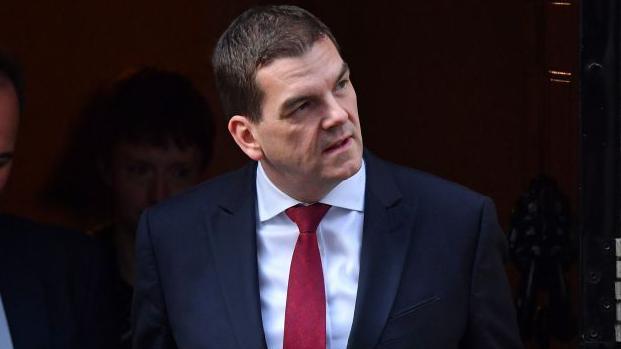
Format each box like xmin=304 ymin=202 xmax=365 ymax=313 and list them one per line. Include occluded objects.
xmin=256 ymin=160 xmax=366 ymax=222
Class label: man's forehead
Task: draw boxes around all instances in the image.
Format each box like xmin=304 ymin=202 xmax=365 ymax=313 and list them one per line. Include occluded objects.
xmin=255 ymin=38 xmax=346 ymax=90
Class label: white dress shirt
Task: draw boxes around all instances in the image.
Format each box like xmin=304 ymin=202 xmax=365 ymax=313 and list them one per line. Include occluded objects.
xmin=256 ymin=161 xmax=365 ymax=349
xmin=0 ymin=294 xmax=14 ymax=349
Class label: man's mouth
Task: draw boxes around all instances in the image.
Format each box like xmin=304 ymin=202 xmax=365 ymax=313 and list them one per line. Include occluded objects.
xmin=323 ymin=136 xmax=351 ymax=154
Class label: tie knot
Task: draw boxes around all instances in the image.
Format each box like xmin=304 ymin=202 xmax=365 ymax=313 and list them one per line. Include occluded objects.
xmin=285 ymin=203 xmax=331 ymax=233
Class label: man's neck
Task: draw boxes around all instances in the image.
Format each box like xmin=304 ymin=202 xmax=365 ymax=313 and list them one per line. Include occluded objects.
xmin=259 ymin=165 xmax=338 ymax=203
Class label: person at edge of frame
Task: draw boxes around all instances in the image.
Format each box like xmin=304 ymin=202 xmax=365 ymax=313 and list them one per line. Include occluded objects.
xmin=0 ymin=50 xmax=115 ymax=349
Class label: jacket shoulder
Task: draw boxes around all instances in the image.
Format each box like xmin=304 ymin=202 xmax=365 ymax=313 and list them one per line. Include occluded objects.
xmin=147 ymin=162 xmax=256 ymax=220
xmin=368 ymin=155 xmax=489 ymax=208
xmin=0 ymin=214 xmax=108 ymax=285
xmin=0 ymin=214 xmax=97 ymax=251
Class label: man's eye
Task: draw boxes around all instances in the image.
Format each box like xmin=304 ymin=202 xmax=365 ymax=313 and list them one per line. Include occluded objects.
xmin=336 ymin=79 xmax=349 ymax=90
xmin=290 ymin=101 xmax=311 ymax=116
xmin=0 ymin=156 xmax=12 ymax=168
xmin=296 ymin=101 xmax=309 ymax=111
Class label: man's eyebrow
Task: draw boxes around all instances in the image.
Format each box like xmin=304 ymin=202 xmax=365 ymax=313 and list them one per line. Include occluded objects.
xmin=337 ymin=62 xmax=350 ymax=82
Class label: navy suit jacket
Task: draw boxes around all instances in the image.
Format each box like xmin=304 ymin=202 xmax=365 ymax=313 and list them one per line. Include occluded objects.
xmin=133 ymin=153 xmax=523 ymax=349
xmin=0 ymin=215 xmax=115 ymax=349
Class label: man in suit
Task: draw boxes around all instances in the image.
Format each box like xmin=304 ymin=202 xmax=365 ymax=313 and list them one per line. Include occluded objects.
xmin=0 ymin=51 xmax=115 ymax=348
xmin=133 ymin=5 xmax=522 ymax=349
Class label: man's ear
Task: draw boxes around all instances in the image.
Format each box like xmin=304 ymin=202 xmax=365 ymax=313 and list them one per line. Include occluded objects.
xmin=228 ymin=115 xmax=263 ymax=161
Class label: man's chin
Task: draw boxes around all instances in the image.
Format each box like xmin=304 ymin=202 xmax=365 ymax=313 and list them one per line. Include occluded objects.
xmin=325 ymin=156 xmax=362 ymax=181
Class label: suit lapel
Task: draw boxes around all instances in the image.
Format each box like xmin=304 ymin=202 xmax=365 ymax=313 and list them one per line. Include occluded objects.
xmin=204 ymin=164 xmax=267 ymax=349
xmin=0 ymin=220 xmax=51 ymax=349
xmin=347 ymin=154 xmax=418 ymax=349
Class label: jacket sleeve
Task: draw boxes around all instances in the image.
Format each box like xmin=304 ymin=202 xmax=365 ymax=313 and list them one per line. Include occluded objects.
xmin=461 ymin=198 xmax=524 ymax=349
xmin=132 ymin=209 xmax=178 ymax=349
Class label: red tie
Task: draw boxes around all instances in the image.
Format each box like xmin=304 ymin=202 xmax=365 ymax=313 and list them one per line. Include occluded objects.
xmin=284 ymin=203 xmax=331 ymax=349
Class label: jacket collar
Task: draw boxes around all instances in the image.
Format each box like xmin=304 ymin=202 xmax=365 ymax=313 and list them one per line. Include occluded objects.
xmin=204 ymin=163 xmax=267 ymax=349
xmin=347 ymin=151 xmax=418 ymax=348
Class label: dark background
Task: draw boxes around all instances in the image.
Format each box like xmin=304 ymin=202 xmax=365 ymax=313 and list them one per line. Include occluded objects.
xmin=0 ymin=1 xmax=579 ymax=347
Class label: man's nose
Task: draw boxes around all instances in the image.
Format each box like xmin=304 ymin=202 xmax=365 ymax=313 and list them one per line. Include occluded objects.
xmin=149 ymin=176 xmax=171 ymax=204
xmin=322 ymin=97 xmax=348 ymax=129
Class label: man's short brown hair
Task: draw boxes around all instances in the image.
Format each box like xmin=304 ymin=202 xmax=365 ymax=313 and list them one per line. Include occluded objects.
xmin=212 ymin=5 xmax=339 ymax=122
